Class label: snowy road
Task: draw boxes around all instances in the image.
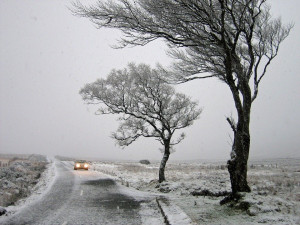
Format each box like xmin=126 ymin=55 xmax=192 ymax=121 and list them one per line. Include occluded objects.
xmin=0 ymin=160 xmax=164 ymax=225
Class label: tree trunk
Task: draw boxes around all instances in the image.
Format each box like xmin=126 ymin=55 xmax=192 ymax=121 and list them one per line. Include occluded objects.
xmin=221 ymin=109 xmax=251 ymax=205
xmin=227 ymin=94 xmax=252 ymax=195
xmin=227 ymin=125 xmax=251 ymax=194
xmin=223 ymin=62 xmax=252 ymax=197
xmin=159 ymin=141 xmax=170 ymax=183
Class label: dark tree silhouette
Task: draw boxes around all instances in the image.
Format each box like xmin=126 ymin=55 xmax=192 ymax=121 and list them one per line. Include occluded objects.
xmin=73 ymin=0 xmax=292 ymax=198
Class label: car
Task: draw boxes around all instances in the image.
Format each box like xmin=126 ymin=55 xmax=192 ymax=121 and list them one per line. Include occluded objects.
xmin=74 ymin=160 xmax=89 ymax=170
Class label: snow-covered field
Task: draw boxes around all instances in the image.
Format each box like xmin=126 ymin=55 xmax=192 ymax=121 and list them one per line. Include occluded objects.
xmin=90 ymin=158 xmax=300 ymax=225
xmin=1 ymin=156 xmax=299 ymax=224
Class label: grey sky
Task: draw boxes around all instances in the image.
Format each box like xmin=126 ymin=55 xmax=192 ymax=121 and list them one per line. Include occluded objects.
xmin=0 ymin=0 xmax=299 ymax=161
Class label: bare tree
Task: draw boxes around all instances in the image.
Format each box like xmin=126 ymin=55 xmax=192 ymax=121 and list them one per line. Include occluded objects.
xmin=73 ymin=0 xmax=292 ymax=199
xmin=80 ymin=63 xmax=202 ymax=183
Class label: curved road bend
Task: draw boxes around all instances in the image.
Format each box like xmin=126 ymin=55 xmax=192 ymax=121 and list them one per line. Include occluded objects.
xmin=0 ymin=160 xmax=163 ymax=225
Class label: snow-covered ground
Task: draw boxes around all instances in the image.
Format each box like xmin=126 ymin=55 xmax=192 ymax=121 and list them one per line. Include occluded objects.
xmin=1 ymin=156 xmax=299 ymax=224
xmin=0 ymin=155 xmax=57 ymax=217
xmin=90 ymin=158 xmax=300 ymax=225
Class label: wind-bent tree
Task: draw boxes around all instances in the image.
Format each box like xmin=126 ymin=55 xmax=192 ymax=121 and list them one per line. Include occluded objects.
xmin=73 ymin=0 xmax=292 ymax=198
xmin=80 ymin=64 xmax=202 ymax=182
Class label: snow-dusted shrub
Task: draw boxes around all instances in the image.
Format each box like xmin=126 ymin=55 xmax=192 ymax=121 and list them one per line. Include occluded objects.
xmin=139 ymin=160 xmax=151 ymax=165
xmin=0 ymin=160 xmax=47 ymax=207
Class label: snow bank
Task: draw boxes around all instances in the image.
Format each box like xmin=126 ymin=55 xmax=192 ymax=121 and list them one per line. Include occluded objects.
xmin=0 ymin=155 xmax=56 ymax=217
xmin=0 ymin=161 xmax=46 ymax=207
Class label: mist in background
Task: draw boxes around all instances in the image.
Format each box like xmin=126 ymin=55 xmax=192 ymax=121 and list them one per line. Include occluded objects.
xmin=0 ymin=0 xmax=299 ymax=161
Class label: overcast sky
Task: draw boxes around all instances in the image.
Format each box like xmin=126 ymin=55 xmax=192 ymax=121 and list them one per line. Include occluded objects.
xmin=0 ymin=0 xmax=299 ymax=162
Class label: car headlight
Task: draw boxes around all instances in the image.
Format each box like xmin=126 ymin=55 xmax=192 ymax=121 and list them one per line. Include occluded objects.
xmin=84 ymin=164 xmax=89 ymax=168
xmin=76 ymin=163 xmax=81 ymax=167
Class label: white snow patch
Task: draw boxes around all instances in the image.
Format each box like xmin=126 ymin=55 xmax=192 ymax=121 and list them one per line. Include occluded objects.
xmin=139 ymin=200 xmax=165 ymax=225
xmin=158 ymin=198 xmax=195 ymax=225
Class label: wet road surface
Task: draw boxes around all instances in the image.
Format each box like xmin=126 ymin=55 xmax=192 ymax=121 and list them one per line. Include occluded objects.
xmin=0 ymin=160 xmax=162 ymax=225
